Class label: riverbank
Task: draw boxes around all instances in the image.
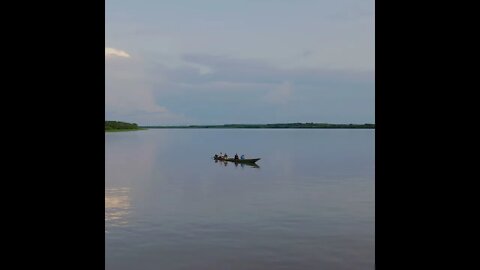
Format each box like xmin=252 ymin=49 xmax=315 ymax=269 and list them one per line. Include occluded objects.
xmin=105 ymin=121 xmax=145 ymax=132
xmin=141 ymin=123 xmax=375 ymax=129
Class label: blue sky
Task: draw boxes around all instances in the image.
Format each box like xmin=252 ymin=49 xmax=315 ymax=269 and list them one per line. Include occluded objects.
xmin=106 ymin=0 xmax=375 ymax=125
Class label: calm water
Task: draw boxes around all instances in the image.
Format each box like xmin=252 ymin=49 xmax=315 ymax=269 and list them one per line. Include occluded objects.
xmin=105 ymin=129 xmax=375 ymax=270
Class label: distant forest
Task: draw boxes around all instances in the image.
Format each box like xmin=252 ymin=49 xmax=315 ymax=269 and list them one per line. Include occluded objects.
xmin=142 ymin=123 xmax=375 ymax=129
xmin=105 ymin=121 xmax=140 ymax=131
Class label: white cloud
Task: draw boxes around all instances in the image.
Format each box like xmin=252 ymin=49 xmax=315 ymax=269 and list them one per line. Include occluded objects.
xmin=105 ymin=47 xmax=130 ymax=58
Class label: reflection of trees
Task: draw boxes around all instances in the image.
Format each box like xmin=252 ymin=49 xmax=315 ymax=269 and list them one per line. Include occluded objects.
xmin=105 ymin=187 xmax=131 ymax=232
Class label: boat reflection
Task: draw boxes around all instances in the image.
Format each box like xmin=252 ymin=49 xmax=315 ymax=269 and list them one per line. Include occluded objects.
xmin=214 ymin=159 xmax=260 ymax=169
xmin=105 ymin=187 xmax=131 ymax=232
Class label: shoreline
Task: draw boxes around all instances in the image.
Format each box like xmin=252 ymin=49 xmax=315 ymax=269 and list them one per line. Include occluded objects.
xmin=141 ymin=127 xmax=375 ymax=129
xmin=105 ymin=128 xmax=146 ymax=132
xmin=140 ymin=125 xmax=375 ymax=129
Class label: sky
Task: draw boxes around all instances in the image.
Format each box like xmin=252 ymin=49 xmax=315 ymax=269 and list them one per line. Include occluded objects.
xmin=106 ymin=0 xmax=375 ymax=125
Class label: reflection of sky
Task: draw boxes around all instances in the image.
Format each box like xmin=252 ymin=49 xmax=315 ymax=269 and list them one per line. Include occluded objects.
xmin=105 ymin=187 xmax=131 ymax=233
xmin=105 ymin=129 xmax=374 ymax=269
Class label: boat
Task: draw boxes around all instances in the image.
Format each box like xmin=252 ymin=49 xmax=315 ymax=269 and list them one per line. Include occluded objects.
xmin=213 ymin=157 xmax=261 ymax=164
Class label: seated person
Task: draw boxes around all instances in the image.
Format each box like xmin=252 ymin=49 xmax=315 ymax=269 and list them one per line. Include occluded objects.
xmin=240 ymin=154 xmax=245 ymax=160
xmin=234 ymin=154 xmax=239 ymax=160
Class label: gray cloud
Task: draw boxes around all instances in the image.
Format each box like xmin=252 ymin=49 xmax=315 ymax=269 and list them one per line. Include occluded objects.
xmin=158 ymin=53 xmax=374 ymax=88
xmin=105 ymin=56 xmax=188 ymax=125
xmin=142 ymin=53 xmax=374 ymax=124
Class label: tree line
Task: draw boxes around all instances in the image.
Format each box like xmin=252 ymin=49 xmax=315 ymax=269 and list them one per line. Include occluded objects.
xmin=105 ymin=121 xmax=139 ymax=130
xmin=142 ymin=123 xmax=375 ymax=129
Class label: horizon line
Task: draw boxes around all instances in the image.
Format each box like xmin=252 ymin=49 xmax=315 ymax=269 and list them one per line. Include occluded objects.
xmin=139 ymin=122 xmax=375 ymax=126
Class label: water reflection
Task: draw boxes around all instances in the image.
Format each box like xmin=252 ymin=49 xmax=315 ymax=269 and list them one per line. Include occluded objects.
xmin=241 ymin=163 xmax=260 ymax=168
xmin=214 ymin=159 xmax=260 ymax=169
xmin=105 ymin=187 xmax=131 ymax=233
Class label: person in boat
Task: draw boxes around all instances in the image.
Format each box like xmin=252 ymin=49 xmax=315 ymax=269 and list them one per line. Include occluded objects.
xmin=240 ymin=154 xmax=245 ymax=160
xmin=234 ymin=153 xmax=239 ymax=160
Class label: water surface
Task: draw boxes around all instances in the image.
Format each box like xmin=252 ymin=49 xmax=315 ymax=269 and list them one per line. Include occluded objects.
xmin=106 ymin=129 xmax=375 ymax=270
